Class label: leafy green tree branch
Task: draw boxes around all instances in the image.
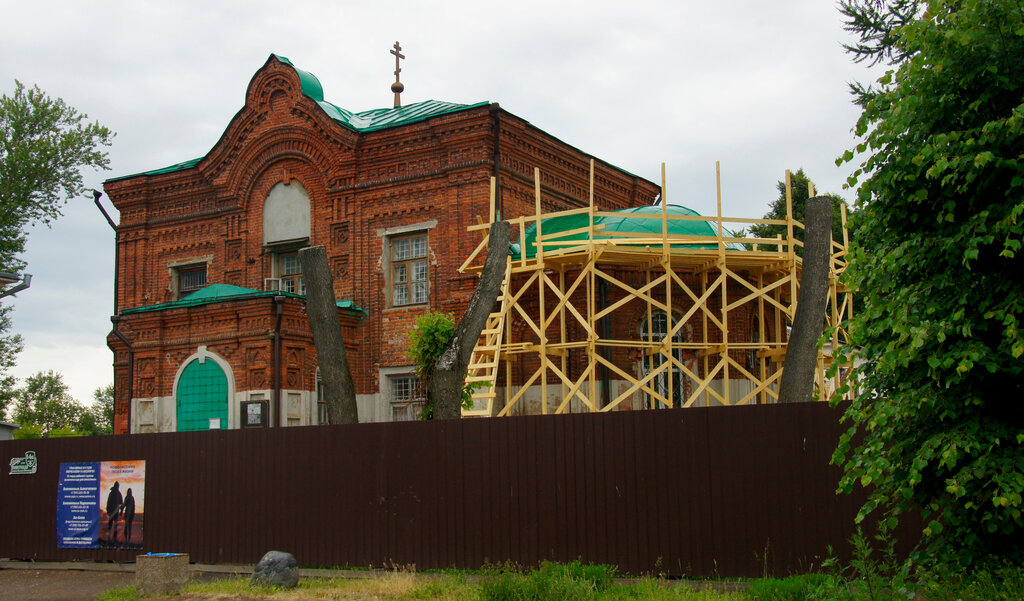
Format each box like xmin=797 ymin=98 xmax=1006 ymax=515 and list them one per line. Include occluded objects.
xmin=834 ymin=0 xmax=1024 ymax=568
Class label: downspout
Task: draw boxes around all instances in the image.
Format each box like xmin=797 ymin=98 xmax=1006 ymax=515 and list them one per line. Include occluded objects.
xmin=95 ymin=190 xmax=133 ymax=433
xmin=109 ymin=315 xmax=134 ymax=431
xmin=93 ymin=190 xmax=119 ymax=313
xmin=273 ymin=294 xmax=285 ymax=428
xmin=491 ymin=105 xmax=502 ymax=219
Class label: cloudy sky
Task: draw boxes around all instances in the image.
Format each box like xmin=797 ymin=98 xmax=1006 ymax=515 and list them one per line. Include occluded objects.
xmin=1 ymin=0 xmax=878 ymax=404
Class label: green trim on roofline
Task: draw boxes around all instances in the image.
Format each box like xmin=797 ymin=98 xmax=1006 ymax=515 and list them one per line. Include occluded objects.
xmin=106 ymin=55 xmax=489 ymax=183
xmin=120 ymin=283 xmax=364 ymax=315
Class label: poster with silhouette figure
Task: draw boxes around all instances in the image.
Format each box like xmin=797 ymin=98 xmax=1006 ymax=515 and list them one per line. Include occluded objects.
xmin=57 ymin=460 xmax=145 ymax=549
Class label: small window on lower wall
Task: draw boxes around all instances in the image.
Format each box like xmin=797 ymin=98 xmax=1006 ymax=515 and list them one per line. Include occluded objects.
xmin=316 ymin=369 xmax=328 ymax=425
xmin=176 ymin=264 xmax=207 ymax=298
xmin=389 ymin=373 xmax=424 ymax=421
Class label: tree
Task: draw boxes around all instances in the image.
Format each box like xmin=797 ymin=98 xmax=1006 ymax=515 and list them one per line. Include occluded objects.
xmin=0 ymin=81 xmax=113 ymax=395
xmin=79 ymin=384 xmax=114 ymax=436
xmin=0 ymin=306 xmax=20 ymax=420
xmin=406 ymin=312 xmax=473 ymax=420
xmin=777 ymin=196 xmax=833 ymax=403
xmin=834 ymin=0 xmax=1024 ymax=567
xmin=839 ymin=0 xmax=924 ymax=67
xmin=298 ymin=245 xmax=358 ymax=425
xmin=748 ymin=169 xmax=851 ymax=253
xmin=429 ymin=220 xmax=510 ymax=420
xmin=11 ymin=370 xmax=88 ymax=437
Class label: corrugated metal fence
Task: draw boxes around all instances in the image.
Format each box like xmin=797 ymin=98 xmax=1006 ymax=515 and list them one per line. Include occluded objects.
xmin=0 ymin=402 xmax=899 ymax=577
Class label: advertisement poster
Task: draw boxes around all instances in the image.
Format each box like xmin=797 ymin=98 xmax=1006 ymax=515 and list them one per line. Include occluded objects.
xmin=57 ymin=460 xmax=145 ymax=549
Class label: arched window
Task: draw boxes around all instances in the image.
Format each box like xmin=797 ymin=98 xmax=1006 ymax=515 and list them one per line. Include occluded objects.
xmin=638 ymin=311 xmax=694 ymax=409
xmin=263 ymin=181 xmax=311 ymax=294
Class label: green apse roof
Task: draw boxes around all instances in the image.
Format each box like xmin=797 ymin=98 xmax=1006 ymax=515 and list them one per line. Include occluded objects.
xmin=512 ymin=204 xmax=746 ymax=260
xmin=121 ymin=283 xmax=363 ymax=315
xmin=106 ymin=54 xmax=488 ymax=182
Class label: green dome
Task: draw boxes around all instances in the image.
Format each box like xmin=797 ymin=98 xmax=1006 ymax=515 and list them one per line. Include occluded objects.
xmin=512 ymin=204 xmax=744 ymax=260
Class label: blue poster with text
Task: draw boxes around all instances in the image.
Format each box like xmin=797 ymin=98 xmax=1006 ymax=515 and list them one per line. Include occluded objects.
xmin=57 ymin=462 xmax=100 ymax=548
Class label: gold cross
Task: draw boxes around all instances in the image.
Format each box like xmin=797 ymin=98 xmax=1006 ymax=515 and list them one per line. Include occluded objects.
xmin=390 ymin=41 xmax=405 ymax=107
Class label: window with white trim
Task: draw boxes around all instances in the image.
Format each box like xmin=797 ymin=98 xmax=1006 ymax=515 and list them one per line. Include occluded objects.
xmin=389 ymin=373 xmax=424 ymax=421
xmin=391 ymin=233 xmax=428 ymax=306
xmin=275 ymin=251 xmax=305 ymax=295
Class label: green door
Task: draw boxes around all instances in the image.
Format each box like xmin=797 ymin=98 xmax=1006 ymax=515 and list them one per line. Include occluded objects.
xmin=176 ymin=358 xmax=229 ymax=431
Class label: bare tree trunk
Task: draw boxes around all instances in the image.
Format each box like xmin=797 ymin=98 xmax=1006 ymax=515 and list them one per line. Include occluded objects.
xmin=431 ymin=221 xmax=511 ymax=420
xmin=298 ymin=245 xmax=358 ymax=424
xmin=778 ymin=196 xmax=833 ymax=404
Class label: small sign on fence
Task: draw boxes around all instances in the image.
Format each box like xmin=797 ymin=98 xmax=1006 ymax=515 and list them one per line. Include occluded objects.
xmin=9 ymin=450 xmax=37 ymax=475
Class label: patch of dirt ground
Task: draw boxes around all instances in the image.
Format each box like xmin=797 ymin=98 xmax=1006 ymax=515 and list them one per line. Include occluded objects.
xmin=0 ymin=569 xmax=135 ymax=601
xmin=0 ymin=568 xmax=240 ymax=601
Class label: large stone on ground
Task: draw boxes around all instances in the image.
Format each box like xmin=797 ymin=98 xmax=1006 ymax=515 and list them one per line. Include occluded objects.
xmin=250 ymin=550 xmax=299 ymax=588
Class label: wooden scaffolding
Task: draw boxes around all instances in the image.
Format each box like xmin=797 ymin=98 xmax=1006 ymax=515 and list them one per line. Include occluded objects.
xmin=459 ymin=164 xmax=853 ymax=417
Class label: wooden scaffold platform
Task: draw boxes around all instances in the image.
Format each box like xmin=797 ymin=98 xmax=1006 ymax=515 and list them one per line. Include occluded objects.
xmin=459 ymin=162 xmax=853 ymax=417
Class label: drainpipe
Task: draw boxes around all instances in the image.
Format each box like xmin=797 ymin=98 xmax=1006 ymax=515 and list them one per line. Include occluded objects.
xmin=110 ymin=315 xmax=134 ymax=433
xmin=490 ymin=105 xmax=503 ymax=219
xmin=93 ymin=190 xmax=119 ymax=314
xmin=272 ymin=294 xmax=285 ymax=428
xmin=94 ymin=190 xmax=133 ymax=432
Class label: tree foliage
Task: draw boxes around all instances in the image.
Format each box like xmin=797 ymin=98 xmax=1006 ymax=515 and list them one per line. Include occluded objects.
xmin=8 ymin=371 xmax=110 ymax=437
xmin=83 ymin=384 xmax=114 ymax=436
xmin=0 ymin=80 xmax=113 ymax=270
xmin=834 ymin=0 xmax=1024 ymax=567
xmin=406 ymin=312 xmax=475 ymax=420
xmin=0 ymin=81 xmax=113 ymax=395
xmin=748 ymin=168 xmax=851 ymax=253
xmin=0 ymin=305 xmax=20 ymax=419
xmin=12 ymin=370 xmax=85 ymax=436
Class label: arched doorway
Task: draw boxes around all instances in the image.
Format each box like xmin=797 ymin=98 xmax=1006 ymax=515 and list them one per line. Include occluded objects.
xmin=176 ymin=355 xmax=229 ymax=431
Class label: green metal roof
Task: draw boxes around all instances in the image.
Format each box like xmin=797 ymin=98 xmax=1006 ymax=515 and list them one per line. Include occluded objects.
xmin=106 ymin=55 xmax=488 ymax=183
xmin=512 ymin=204 xmax=746 ymax=260
xmin=121 ymin=283 xmax=363 ymax=315
xmin=276 ymin=54 xmax=489 ymax=132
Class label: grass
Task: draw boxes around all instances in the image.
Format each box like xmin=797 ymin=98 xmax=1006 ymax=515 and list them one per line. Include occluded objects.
xmin=95 ymin=558 xmax=1024 ymax=601
xmin=97 ymin=563 xmax=745 ymax=601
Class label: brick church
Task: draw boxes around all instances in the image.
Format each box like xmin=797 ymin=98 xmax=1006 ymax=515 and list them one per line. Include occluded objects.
xmin=104 ymin=54 xmax=659 ymax=434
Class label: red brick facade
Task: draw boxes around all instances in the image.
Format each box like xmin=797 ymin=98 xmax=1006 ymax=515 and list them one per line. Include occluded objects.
xmin=104 ymin=55 xmax=659 ymax=434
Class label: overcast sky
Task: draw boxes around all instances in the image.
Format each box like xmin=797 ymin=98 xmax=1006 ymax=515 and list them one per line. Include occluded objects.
xmin=1 ymin=0 xmax=878 ymax=405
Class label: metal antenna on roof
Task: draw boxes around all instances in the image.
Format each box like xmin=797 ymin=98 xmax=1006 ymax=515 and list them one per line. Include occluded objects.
xmin=390 ymin=41 xmax=405 ymax=108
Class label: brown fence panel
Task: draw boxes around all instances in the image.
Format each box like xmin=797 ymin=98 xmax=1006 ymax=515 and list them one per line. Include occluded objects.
xmin=0 ymin=402 xmax=898 ymax=577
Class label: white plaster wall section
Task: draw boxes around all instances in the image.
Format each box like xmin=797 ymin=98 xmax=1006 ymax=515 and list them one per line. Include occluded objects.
xmin=277 ymin=389 xmax=312 ymax=426
xmin=354 ymin=393 xmax=380 ymax=423
xmin=263 ymin=180 xmax=311 ymax=244
xmin=130 ymin=395 xmax=174 ymax=433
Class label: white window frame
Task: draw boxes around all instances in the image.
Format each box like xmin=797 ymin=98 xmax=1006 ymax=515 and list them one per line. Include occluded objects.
xmin=390 ymin=233 xmax=429 ymax=307
xmin=378 ymin=220 xmax=437 ymax=310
